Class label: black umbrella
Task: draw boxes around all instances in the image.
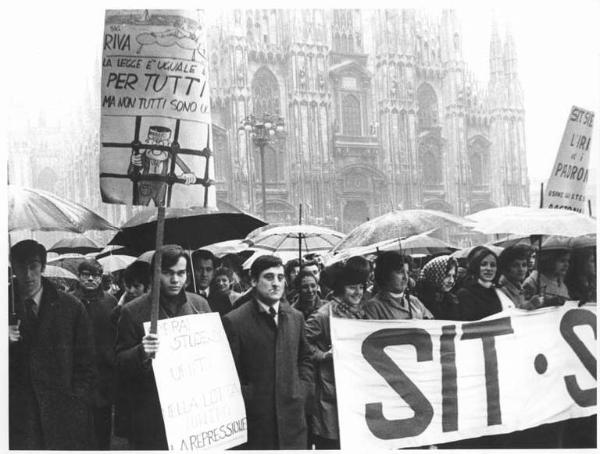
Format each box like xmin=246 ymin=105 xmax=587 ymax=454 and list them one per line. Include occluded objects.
xmin=108 ymin=206 xmax=267 ymax=254
xmin=48 ymin=236 xmax=103 ymax=255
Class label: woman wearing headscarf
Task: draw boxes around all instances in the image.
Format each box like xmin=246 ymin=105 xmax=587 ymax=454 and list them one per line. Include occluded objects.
xmin=304 ymin=257 xmax=370 ymax=450
xmin=455 ymin=246 xmax=507 ymax=321
xmin=416 ymin=255 xmax=460 ymax=320
xmin=565 ymin=247 xmax=596 ymax=304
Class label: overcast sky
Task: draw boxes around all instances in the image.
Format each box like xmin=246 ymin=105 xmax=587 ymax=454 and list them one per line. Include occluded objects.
xmin=5 ymin=0 xmax=600 ymax=184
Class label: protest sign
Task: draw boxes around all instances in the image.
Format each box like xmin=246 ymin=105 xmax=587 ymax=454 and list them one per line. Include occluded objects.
xmin=331 ymin=303 xmax=596 ymax=449
xmin=100 ymin=9 xmax=215 ymax=208
xmin=144 ymin=313 xmax=247 ymax=450
xmin=543 ymin=106 xmax=594 ymax=213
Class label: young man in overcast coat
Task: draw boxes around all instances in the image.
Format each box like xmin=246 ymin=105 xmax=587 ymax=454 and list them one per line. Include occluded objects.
xmin=223 ymin=255 xmax=313 ymax=450
xmin=115 ymin=245 xmax=211 ymax=450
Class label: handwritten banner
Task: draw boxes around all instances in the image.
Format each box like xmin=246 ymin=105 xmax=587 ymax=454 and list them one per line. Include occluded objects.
xmin=100 ymin=9 xmax=215 ymax=208
xmin=543 ymin=106 xmax=594 ymax=213
xmin=331 ymin=303 xmax=597 ymax=449
xmin=144 ymin=313 xmax=247 ymax=450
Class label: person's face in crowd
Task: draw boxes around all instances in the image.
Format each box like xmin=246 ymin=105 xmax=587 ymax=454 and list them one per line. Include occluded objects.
xmin=585 ymin=253 xmax=596 ymax=278
xmin=13 ymin=256 xmax=44 ymax=298
xmin=194 ymin=258 xmax=215 ymax=290
xmin=506 ymin=258 xmax=529 ymax=284
xmin=342 ymin=283 xmax=364 ymax=306
xmin=288 ymin=266 xmax=300 ymax=285
xmin=160 ymin=257 xmax=188 ymax=297
xmin=441 ymin=266 xmax=456 ymax=293
xmin=299 ymin=275 xmax=318 ymax=303
xmin=479 ymin=254 xmax=497 ymax=283
xmin=457 ymin=266 xmax=467 ymax=280
xmin=253 ymin=265 xmax=285 ymax=306
xmin=528 ymin=252 xmax=536 ymax=271
xmin=214 ymin=274 xmax=232 ymax=294
xmin=553 ymin=253 xmax=571 ymax=279
xmin=79 ymin=268 xmax=102 ymax=291
xmin=386 ymin=263 xmax=410 ymax=294
xmin=125 ymin=281 xmax=147 ymax=300
xmin=303 ymin=264 xmax=320 ymax=282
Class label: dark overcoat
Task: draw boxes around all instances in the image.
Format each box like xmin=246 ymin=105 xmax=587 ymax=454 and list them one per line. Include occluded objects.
xmin=9 ymin=278 xmax=97 ymax=450
xmin=115 ymin=291 xmax=211 ymax=450
xmin=72 ymin=285 xmax=118 ymax=407
xmin=223 ymin=299 xmax=313 ymax=450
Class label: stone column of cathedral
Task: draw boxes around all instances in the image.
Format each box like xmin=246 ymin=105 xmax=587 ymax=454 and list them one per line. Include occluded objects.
xmin=440 ymin=10 xmax=467 ymax=215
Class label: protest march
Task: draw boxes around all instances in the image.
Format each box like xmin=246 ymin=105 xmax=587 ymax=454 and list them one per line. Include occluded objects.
xmin=7 ymin=7 xmax=598 ymax=452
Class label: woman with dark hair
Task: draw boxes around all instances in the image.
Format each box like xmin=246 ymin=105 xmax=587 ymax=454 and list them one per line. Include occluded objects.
xmin=305 ymin=258 xmax=370 ymax=449
xmin=565 ymin=247 xmax=596 ymax=303
xmin=210 ymin=266 xmax=242 ymax=306
xmin=523 ymin=248 xmax=571 ymax=305
xmin=416 ymin=255 xmax=460 ymax=319
xmin=455 ymin=247 xmax=506 ymax=321
xmin=292 ymin=269 xmax=324 ymax=320
xmin=497 ymin=245 xmax=540 ymax=309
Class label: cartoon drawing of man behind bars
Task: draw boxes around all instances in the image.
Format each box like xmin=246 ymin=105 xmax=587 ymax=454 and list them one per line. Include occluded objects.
xmin=128 ymin=125 xmax=197 ymax=206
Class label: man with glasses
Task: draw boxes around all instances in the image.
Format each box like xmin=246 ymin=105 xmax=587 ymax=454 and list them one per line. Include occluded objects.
xmin=71 ymin=259 xmax=118 ymax=449
xmin=9 ymin=240 xmax=96 ymax=449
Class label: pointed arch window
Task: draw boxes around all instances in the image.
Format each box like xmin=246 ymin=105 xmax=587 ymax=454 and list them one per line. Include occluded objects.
xmin=420 ymin=140 xmax=442 ymax=184
xmin=251 ymin=67 xmax=280 ymax=115
xmin=468 ymin=137 xmax=491 ymax=186
xmin=417 ymin=83 xmax=439 ymax=129
xmin=342 ymin=94 xmax=361 ymax=135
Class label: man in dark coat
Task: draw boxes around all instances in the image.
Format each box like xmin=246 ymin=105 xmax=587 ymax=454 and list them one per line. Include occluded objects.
xmin=9 ymin=240 xmax=97 ymax=450
xmin=115 ymin=245 xmax=211 ymax=450
xmin=191 ymin=249 xmax=233 ymax=316
xmin=223 ymin=255 xmax=313 ymax=450
xmin=71 ymin=258 xmax=118 ymax=449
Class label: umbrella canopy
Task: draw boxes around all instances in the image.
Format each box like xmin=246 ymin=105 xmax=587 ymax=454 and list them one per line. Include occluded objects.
xmin=467 ymin=207 xmax=596 ymax=237
xmin=47 ymin=254 xmax=88 ymax=275
xmin=108 ymin=206 xmax=267 ymax=254
xmin=331 ymin=209 xmax=472 ymax=253
xmin=98 ymin=255 xmax=137 ymax=273
xmin=48 ymin=236 xmax=103 ymax=255
xmin=43 ymin=265 xmax=78 ymax=280
xmin=95 ymin=245 xmax=138 ymax=259
xmin=324 ymin=232 xmax=458 ymax=266
xmin=201 ymin=239 xmax=250 ymax=258
xmin=8 ymin=185 xmax=118 ymax=233
xmin=451 ymin=244 xmax=504 ymax=260
xmin=493 ymin=233 xmax=596 ymax=250
xmin=246 ymin=224 xmax=345 ymax=257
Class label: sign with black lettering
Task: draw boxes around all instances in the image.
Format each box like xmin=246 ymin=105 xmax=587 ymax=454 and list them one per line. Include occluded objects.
xmin=331 ymin=303 xmax=597 ymax=449
xmin=100 ymin=9 xmax=215 ymax=208
xmin=144 ymin=313 xmax=247 ymax=450
xmin=543 ymin=106 xmax=594 ymax=213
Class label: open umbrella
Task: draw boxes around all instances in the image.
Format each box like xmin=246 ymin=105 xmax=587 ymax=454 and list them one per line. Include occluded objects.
xmin=201 ymin=239 xmax=250 ymax=258
xmin=47 ymin=254 xmax=88 ymax=275
xmin=98 ymin=255 xmax=137 ymax=273
xmin=324 ymin=232 xmax=458 ymax=266
xmin=108 ymin=206 xmax=267 ymax=254
xmin=43 ymin=265 xmax=78 ymax=280
xmin=246 ymin=224 xmax=345 ymax=260
xmin=493 ymin=233 xmax=596 ymax=250
xmin=8 ymin=185 xmax=118 ymax=233
xmin=331 ymin=209 xmax=472 ymax=253
xmin=451 ymin=244 xmax=505 ymax=260
xmin=48 ymin=236 xmax=103 ymax=255
xmin=467 ymin=207 xmax=596 ymax=237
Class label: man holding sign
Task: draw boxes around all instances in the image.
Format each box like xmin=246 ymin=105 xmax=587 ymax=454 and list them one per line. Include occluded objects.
xmin=115 ymin=245 xmax=211 ymax=449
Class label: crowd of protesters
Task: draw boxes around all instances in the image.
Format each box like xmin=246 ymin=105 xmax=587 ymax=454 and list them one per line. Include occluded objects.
xmin=8 ymin=238 xmax=596 ymax=450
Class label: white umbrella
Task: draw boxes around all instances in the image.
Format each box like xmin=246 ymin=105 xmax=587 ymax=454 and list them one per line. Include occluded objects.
xmin=201 ymin=239 xmax=250 ymax=257
xmin=467 ymin=207 xmax=596 ymax=237
xmin=98 ymin=255 xmax=137 ymax=273
xmin=246 ymin=224 xmax=345 ymax=260
xmin=43 ymin=265 xmax=78 ymax=280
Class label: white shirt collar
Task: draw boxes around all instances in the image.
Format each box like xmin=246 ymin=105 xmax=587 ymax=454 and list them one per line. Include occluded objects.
xmin=257 ymin=300 xmax=280 ymax=314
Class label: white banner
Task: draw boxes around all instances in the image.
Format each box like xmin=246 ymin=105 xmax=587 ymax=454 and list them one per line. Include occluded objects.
xmin=144 ymin=313 xmax=247 ymax=451
xmin=100 ymin=9 xmax=215 ymax=208
xmin=543 ymin=106 xmax=594 ymax=213
xmin=331 ymin=303 xmax=597 ymax=449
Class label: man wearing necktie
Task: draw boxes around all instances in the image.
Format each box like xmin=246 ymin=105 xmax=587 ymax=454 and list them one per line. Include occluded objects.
xmin=192 ymin=249 xmax=233 ymax=316
xmin=223 ymin=255 xmax=313 ymax=450
xmin=8 ymin=240 xmax=96 ymax=450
